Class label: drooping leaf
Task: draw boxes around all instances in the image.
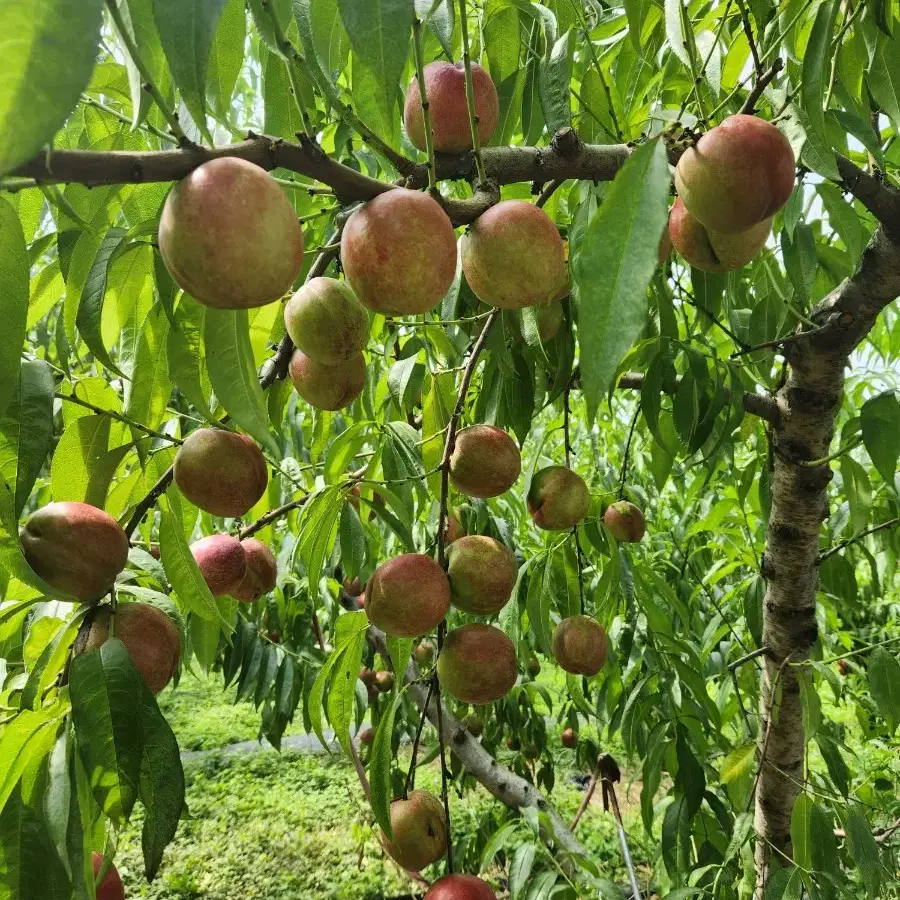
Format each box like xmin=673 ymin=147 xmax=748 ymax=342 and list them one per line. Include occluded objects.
xmin=151 ymin=0 xmax=229 ymax=141
xmin=860 ymin=391 xmax=900 ymax=485
xmin=369 ymin=688 xmax=404 ymax=837
xmin=69 ymin=637 xmax=145 ymax=823
xmin=0 ymin=0 xmax=104 ymax=175
xmin=0 ymin=198 xmax=29 ymax=419
xmin=868 ymin=646 xmax=900 ymax=731
xmin=572 ymin=139 xmax=670 ymax=418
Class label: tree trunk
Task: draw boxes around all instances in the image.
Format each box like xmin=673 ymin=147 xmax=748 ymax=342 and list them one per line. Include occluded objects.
xmin=754 ymin=225 xmax=900 ymax=891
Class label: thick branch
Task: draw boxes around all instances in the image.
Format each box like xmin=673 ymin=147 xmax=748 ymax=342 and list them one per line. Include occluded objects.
xmin=368 ymin=626 xmax=588 ymax=861
xmin=835 ymin=155 xmax=900 ymax=237
xmin=616 ymin=372 xmax=781 ymax=426
xmin=13 ymin=132 xmax=630 ymax=226
xmin=753 ymin=224 xmax=900 ymax=892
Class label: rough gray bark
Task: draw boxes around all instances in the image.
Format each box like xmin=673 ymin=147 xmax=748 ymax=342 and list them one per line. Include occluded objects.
xmin=754 ymin=221 xmax=900 ymax=892
xmin=368 ymin=627 xmax=588 ymax=861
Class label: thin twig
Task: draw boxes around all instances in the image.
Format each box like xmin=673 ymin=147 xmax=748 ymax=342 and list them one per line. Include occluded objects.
xmin=747 ymin=654 xmax=794 ymax=810
xmin=728 ymin=647 xmax=771 ymax=672
xmin=569 ymin=753 xmax=603 ymax=831
xmin=435 ymin=311 xmax=499 ymax=568
xmin=819 ymin=516 xmax=900 ymax=562
xmin=563 ymin=381 xmax=586 ymax=614
xmin=730 ymin=320 xmax=830 ymax=358
xmin=735 ymin=0 xmax=762 ymax=76
xmin=57 ymin=392 xmax=183 ymax=444
xmin=404 ymin=677 xmax=436 ymax=796
xmin=81 ymin=94 xmax=176 ymax=143
xmin=738 ymin=58 xmax=784 ymax=115
xmin=433 ymin=660 xmax=454 ymax=874
xmin=617 ymin=403 xmax=641 ymax=501
xmin=535 ymin=178 xmax=564 ymax=209
xmin=599 ymin=756 xmax=643 ymax=900
xmin=412 ymin=16 xmax=437 ymax=193
xmin=457 ymin=0 xmax=487 ymax=187
xmin=106 ymin=0 xmax=188 ymax=144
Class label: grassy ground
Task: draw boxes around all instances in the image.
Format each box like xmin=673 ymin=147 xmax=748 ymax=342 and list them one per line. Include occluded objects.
xmin=115 ymin=671 xmax=639 ymax=900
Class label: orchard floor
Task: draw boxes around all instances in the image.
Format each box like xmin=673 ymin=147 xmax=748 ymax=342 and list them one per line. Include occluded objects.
xmin=115 ymin=673 xmax=651 ymax=900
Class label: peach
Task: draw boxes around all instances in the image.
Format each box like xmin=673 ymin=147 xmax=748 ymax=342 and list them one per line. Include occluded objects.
xmin=404 ymin=61 xmax=499 ymax=154
xmin=436 ymin=623 xmax=517 ymax=704
xmin=446 ymin=536 xmax=517 ymax=615
xmin=364 ymin=554 xmax=451 ymax=638
xmin=449 ymin=425 xmax=521 ymax=498
xmin=288 ymin=349 xmax=365 ymax=410
xmin=527 ymin=466 xmax=590 ymax=531
xmin=174 ymin=429 xmax=267 ymax=518
xmin=341 ymin=189 xmax=457 ymax=316
xmin=20 ymin=502 xmax=129 ymax=602
xmin=190 ymin=534 xmax=247 ymax=596
xmin=674 ymin=114 xmax=795 ymax=233
xmin=668 ymin=198 xmax=771 ymax=273
xmin=461 ymin=201 xmax=565 ymax=309
xmin=551 ymin=615 xmax=607 ymax=676
xmin=158 ymin=157 xmax=303 ymax=308
xmin=382 ymin=790 xmax=447 ymax=872
xmin=603 ymin=500 xmax=646 ymax=542
xmin=231 ymin=539 xmax=277 ymax=602
xmin=84 ymin=603 xmax=181 ymax=695
xmin=283 ymin=277 xmax=369 ymax=362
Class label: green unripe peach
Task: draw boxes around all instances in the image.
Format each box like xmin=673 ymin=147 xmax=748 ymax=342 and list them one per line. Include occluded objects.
xmin=174 ymin=428 xmax=268 ymax=518
xmin=668 ymin=198 xmax=771 ymax=273
xmin=551 ymin=615 xmax=607 ymax=677
xmin=674 ymin=114 xmax=795 ymax=233
xmin=231 ymin=539 xmax=277 ymax=602
xmin=436 ymin=623 xmax=517 ymax=704
xmin=20 ymin=502 xmax=129 ymax=602
xmin=449 ymin=425 xmax=521 ymax=498
xmin=527 ymin=466 xmax=590 ymax=531
xmin=415 ymin=640 xmax=436 ymax=666
xmin=603 ymin=500 xmax=646 ymax=543
xmin=381 ymin=790 xmax=447 ymax=872
xmin=83 ymin=603 xmax=181 ymax=695
xmin=461 ymin=712 xmax=484 ymax=737
xmin=190 ymin=534 xmax=247 ymax=596
xmin=365 ymin=554 xmax=451 ymax=638
xmin=461 ymin=201 xmax=566 ymax=309
xmin=446 ymin=535 xmax=518 ymax=615
xmin=289 ymin=349 xmax=365 ymax=410
xmin=283 ymin=277 xmax=369 ymax=363
xmin=404 ymin=61 xmax=499 ymax=154
xmin=158 ymin=158 xmax=304 ymax=309
xmin=341 ymin=189 xmax=457 ymax=316
xmin=375 ymin=670 xmax=395 ymax=692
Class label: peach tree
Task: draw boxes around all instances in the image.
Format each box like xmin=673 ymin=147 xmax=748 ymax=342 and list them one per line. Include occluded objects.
xmin=1 ymin=0 xmax=899 ymax=898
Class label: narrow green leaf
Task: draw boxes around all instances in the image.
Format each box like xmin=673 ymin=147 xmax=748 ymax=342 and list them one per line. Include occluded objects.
xmin=370 ymin=688 xmax=404 ymax=837
xmin=789 ymin=792 xmax=812 ymax=871
xmin=675 ymin=730 xmax=705 ymax=817
xmin=867 ymin=32 xmax=900 ymax=131
xmin=509 ymin=842 xmax=537 ymax=899
xmin=572 ymin=139 xmax=670 ymax=418
xmin=203 ymin=308 xmax=276 ymax=452
xmin=844 ymin=806 xmax=882 ymax=897
xmin=208 ymin=0 xmax=246 ymax=117
xmin=167 ymin=297 xmax=215 ymax=422
xmin=138 ymin=685 xmax=185 ymax=881
xmin=539 ymin=29 xmax=572 ymax=133
xmin=337 ymin=0 xmax=412 ymax=141
xmin=124 ymin=303 xmax=172 ymax=429
xmin=860 ymin=391 xmax=900 ymax=485
xmin=326 ymin=618 xmax=367 ymax=755
xmin=70 ymin=637 xmax=145 ymax=823
xmin=0 ymin=704 xmax=65 ymax=813
xmin=151 ymin=0 xmax=228 ymax=140
xmin=800 ymin=0 xmax=838 ymax=171
xmin=665 ymin=0 xmax=689 ymax=65
xmin=338 ymin=503 xmax=366 ymax=580
xmin=159 ymin=495 xmax=232 ymax=629
xmin=296 ymin=486 xmax=344 ymax=596
xmin=0 ymin=0 xmax=104 ymax=174
xmin=868 ymin=646 xmax=900 ymax=731
xmin=76 ymin=228 xmax=129 ymax=377
xmin=0 ymin=199 xmax=29 ymax=419
xmin=0 ymin=782 xmax=72 ymax=900
xmin=0 ymin=359 xmax=55 ymax=518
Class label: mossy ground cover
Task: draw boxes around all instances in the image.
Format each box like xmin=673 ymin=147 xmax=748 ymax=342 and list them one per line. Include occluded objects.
xmin=114 ymin=670 xmax=642 ymax=899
